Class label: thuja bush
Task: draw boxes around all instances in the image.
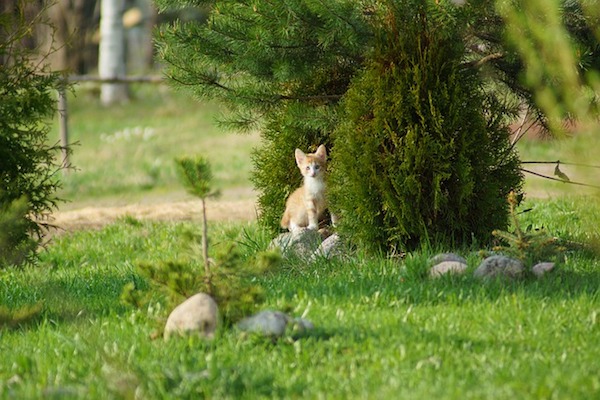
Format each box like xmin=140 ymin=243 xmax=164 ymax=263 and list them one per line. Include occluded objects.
xmin=329 ymin=3 xmax=523 ymax=254
xmin=0 ymin=1 xmax=68 ymax=267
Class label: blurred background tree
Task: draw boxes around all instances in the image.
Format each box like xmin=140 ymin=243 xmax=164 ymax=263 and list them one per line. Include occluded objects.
xmin=0 ymin=0 xmax=67 ymax=267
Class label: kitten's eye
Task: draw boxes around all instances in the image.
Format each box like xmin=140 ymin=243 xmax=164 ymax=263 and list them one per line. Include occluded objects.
xmin=305 ymin=166 xmax=310 ymax=171
xmin=315 ymin=165 xmax=320 ymax=170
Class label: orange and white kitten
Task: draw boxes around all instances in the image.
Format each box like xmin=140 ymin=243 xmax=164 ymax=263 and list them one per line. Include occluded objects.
xmin=281 ymin=144 xmax=328 ymax=231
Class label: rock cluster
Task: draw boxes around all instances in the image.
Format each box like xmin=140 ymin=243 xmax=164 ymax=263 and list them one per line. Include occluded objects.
xmin=164 ymin=295 xmax=314 ymax=341
xmin=428 ymin=253 xmax=556 ymax=279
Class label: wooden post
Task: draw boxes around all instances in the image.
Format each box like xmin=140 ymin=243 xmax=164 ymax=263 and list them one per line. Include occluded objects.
xmin=57 ymin=87 xmax=70 ymax=171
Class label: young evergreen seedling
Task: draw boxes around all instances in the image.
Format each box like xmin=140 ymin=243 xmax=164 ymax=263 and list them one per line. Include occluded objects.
xmin=492 ymin=191 xmax=566 ymax=268
xmin=175 ymin=156 xmax=220 ymax=291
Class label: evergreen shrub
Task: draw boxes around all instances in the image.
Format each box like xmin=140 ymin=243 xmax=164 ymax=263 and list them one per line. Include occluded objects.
xmin=329 ymin=3 xmax=523 ymax=254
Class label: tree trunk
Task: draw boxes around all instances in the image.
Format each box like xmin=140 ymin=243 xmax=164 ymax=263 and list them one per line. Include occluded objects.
xmin=99 ymin=0 xmax=128 ymax=105
xmin=201 ymin=198 xmax=213 ymax=294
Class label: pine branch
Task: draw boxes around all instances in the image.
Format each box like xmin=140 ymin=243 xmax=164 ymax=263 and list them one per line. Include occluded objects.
xmin=521 ymin=160 xmax=600 ymax=169
xmin=278 ymin=93 xmax=343 ymax=102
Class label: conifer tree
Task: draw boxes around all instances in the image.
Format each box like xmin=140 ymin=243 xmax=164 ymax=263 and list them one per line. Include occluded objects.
xmin=1 ymin=0 xmax=68 ymax=267
xmin=155 ymin=0 xmax=370 ymax=229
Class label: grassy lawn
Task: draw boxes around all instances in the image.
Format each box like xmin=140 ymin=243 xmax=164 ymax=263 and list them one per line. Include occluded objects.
xmin=53 ymin=84 xmax=259 ymax=208
xmin=1 ymin=86 xmax=599 ymax=398
xmin=1 ymin=198 xmax=599 ymax=398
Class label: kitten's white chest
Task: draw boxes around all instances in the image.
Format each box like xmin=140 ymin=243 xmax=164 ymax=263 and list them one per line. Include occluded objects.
xmin=304 ymin=176 xmax=325 ymax=197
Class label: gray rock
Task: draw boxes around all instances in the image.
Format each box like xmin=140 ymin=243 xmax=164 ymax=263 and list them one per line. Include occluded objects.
xmin=474 ymin=255 xmax=525 ymax=279
xmin=429 ymin=253 xmax=467 ymax=266
xmin=236 ymin=311 xmax=315 ymax=338
xmin=236 ymin=310 xmax=290 ymax=337
xmin=310 ymin=233 xmax=343 ymax=260
xmin=429 ymin=261 xmax=468 ymax=278
xmin=164 ymin=293 xmax=218 ymax=340
xmin=532 ymin=262 xmax=555 ymax=278
xmin=269 ymin=228 xmax=323 ymax=259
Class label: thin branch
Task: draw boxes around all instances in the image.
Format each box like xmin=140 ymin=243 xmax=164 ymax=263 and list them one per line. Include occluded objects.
xmin=66 ymin=75 xmax=163 ymax=83
xmin=521 ymin=161 xmax=600 ymax=169
xmin=521 ymin=168 xmax=600 ymax=189
xmin=511 ymin=106 xmax=530 ymax=146
xmin=316 ymin=0 xmax=362 ymax=36
xmin=461 ymin=52 xmax=504 ymax=69
xmin=278 ymin=93 xmax=343 ymax=102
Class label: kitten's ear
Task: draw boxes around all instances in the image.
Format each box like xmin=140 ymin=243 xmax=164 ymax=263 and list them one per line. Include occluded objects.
xmin=295 ymin=148 xmax=306 ymax=167
xmin=315 ymin=145 xmax=327 ymax=161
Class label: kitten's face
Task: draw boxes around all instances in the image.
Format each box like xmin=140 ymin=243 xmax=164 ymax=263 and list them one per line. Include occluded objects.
xmin=295 ymin=145 xmax=327 ymax=178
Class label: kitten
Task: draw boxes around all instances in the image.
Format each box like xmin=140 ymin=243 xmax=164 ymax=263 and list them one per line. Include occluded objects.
xmin=281 ymin=144 xmax=328 ymax=231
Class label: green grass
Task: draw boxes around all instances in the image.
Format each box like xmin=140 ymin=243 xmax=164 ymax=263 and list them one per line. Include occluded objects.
xmin=53 ymin=84 xmax=259 ymax=207
xmin=1 ymin=198 xmax=599 ymax=399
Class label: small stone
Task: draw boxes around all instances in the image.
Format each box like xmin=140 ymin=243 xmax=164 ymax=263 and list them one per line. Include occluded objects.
xmin=310 ymin=233 xmax=344 ymax=260
xmin=474 ymin=255 xmax=525 ymax=280
xmin=429 ymin=253 xmax=467 ymax=266
xmin=429 ymin=261 xmax=468 ymax=278
xmin=269 ymin=228 xmax=323 ymax=259
xmin=318 ymin=227 xmax=333 ymax=240
xmin=236 ymin=310 xmax=290 ymax=337
xmin=532 ymin=262 xmax=555 ymax=278
xmin=289 ymin=317 xmax=315 ymax=333
xmin=164 ymin=293 xmax=218 ymax=340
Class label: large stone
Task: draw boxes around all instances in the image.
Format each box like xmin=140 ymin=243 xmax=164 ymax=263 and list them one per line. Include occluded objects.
xmin=429 ymin=261 xmax=468 ymax=278
xmin=236 ymin=310 xmax=290 ymax=337
xmin=164 ymin=293 xmax=218 ymax=340
xmin=474 ymin=255 xmax=525 ymax=280
xmin=269 ymin=228 xmax=323 ymax=259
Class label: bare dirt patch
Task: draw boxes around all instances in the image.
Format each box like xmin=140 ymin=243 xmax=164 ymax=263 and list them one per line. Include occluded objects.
xmin=48 ymin=194 xmax=258 ymax=238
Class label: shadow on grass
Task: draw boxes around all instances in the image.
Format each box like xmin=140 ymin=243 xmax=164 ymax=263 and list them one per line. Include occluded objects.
xmin=30 ymin=271 xmax=145 ymax=325
xmin=0 ymin=302 xmax=45 ymax=332
xmin=272 ymin=260 xmax=600 ymax=307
